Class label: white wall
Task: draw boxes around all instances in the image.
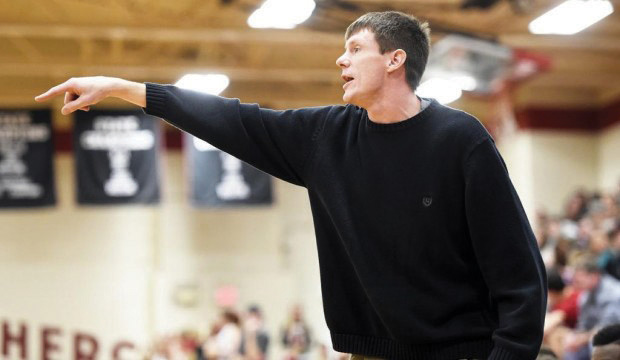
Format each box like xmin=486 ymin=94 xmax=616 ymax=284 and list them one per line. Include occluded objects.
xmin=497 ymin=129 xmax=536 ymax=224
xmin=499 ymin=124 xmax=619 ymax=223
xmin=498 ymin=130 xmax=600 ymax=222
xmin=599 ymin=121 xmax=620 ymax=193
xmin=530 ymin=131 xmax=599 ymax=215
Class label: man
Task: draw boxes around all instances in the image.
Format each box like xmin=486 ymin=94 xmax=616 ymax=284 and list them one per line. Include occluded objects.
xmin=35 ymin=11 xmax=546 ymax=360
xmin=563 ymin=258 xmax=620 ymax=360
xmin=239 ymin=305 xmax=270 ymax=360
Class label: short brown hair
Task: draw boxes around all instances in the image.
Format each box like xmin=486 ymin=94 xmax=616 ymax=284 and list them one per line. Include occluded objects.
xmin=575 ymin=255 xmax=602 ymax=274
xmin=345 ymin=11 xmax=431 ymax=91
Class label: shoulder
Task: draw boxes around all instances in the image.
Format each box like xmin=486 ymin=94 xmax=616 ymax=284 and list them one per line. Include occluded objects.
xmin=438 ymin=103 xmax=491 ymax=140
xmin=429 ymin=101 xmax=494 ymax=155
xmin=324 ymin=104 xmax=363 ymax=120
xmin=601 ymin=276 xmax=620 ymax=300
xmin=317 ymin=104 xmax=363 ymax=130
xmin=284 ymin=104 xmax=356 ymax=126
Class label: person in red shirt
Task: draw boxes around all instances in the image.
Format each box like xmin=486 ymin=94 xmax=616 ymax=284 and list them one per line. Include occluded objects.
xmin=544 ymin=268 xmax=582 ymax=358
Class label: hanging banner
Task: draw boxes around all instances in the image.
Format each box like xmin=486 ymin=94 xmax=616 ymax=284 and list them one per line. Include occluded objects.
xmin=0 ymin=109 xmax=55 ymax=208
xmin=185 ymin=134 xmax=272 ymax=207
xmin=74 ymin=110 xmax=160 ymax=205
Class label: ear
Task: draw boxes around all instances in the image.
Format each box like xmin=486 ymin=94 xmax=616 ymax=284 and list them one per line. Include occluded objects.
xmin=386 ymin=49 xmax=407 ymax=73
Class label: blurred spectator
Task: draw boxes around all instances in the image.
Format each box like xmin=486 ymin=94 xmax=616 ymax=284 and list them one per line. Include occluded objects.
xmin=281 ymin=304 xmax=312 ymax=360
xmin=203 ymin=310 xmax=242 ymax=360
xmin=592 ymin=323 xmax=620 ymax=360
xmin=239 ymin=305 xmax=270 ymax=360
xmin=535 ymin=346 xmax=558 ymax=360
xmin=600 ymin=227 xmax=620 ymax=280
xmin=546 ymin=267 xmax=581 ymax=330
xmin=563 ymin=257 xmax=620 ymax=360
xmin=544 ymin=267 xmax=581 ymax=358
xmin=564 ymin=189 xmax=589 ymax=223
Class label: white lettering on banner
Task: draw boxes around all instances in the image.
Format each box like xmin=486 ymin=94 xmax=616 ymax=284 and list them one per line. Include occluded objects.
xmin=0 ymin=111 xmax=50 ymax=199
xmin=192 ymin=137 xmax=250 ymax=200
xmin=80 ymin=116 xmax=155 ymax=197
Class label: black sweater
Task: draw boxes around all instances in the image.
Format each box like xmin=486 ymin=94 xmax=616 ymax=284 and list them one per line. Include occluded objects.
xmin=142 ymin=83 xmax=547 ymax=360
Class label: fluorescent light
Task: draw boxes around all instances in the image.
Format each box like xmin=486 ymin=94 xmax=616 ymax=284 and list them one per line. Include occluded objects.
xmin=248 ymin=0 xmax=316 ymax=29
xmin=175 ymin=74 xmax=229 ymax=95
xmin=451 ymin=74 xmax=477 ymax=91
xmin=417 ymin=78 xmax=462 ymax=104
xmin=529 ymin=0 xmax=614 ymax=35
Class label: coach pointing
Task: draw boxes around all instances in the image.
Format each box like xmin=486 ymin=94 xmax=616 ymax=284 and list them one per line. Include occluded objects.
xmin=36 ymin=11 xmax=547 ymax=360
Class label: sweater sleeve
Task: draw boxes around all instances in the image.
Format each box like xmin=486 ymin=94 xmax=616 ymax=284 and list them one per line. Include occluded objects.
xmin=463 ymin=137 xmax=547 ymax=360
xmin=141 ymin=82 xmax=330 ymax=187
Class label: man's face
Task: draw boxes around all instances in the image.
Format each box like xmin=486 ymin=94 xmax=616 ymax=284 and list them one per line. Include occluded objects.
xmin=573 ymin=269 xmax=600 ymax=291
xmin=336 ymin=29 xmax=390 ymax=107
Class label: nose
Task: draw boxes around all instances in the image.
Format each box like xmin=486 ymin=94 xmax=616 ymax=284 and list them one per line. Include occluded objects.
xmin=336 ymin=53 xmax=349 ymax=68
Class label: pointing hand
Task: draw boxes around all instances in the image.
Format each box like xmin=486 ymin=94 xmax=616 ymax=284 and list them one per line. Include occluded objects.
xmin=34 ymin=76 xmax=120 ymax=115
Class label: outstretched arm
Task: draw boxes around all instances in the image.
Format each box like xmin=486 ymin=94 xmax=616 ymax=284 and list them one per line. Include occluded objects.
xmin=35 ymin=77 xmax=331 ymax=186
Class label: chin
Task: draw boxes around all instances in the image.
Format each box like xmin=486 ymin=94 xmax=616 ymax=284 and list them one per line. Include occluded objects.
xmin=342 ymin=92 xmax=357 ymax=106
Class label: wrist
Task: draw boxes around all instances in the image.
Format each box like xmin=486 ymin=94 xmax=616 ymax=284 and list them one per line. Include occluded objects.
xmin=105 ymin=77 xmax=128 ymax=98
xmin=107 ymin=78 xmax=146 ymax=107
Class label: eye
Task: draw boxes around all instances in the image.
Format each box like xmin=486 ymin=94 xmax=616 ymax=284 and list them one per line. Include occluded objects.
xmin=353 ymin=47 xmax=361 ymax=53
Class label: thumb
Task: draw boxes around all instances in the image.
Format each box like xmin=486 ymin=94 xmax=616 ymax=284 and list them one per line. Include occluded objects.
xmin=61 ymin=95 xmax=92 ymax=115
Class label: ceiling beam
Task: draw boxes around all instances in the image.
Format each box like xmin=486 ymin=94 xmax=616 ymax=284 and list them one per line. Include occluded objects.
xmin=3 ymin=60 xmax=618 ymax=88
xmin=110 ymin=36 xmax=124 ymax=63
xmin=524 ymin=72 xmax=620 ymax=88
xmin=7 ymin=37 xmax=42 ymax=62
xmin=79 ymin=38 xmax=94 ymax=64
xmin=599 ymin=87 xmax=620 ymax=105
xmin=344 ymin=0 xmax=460 ymax=3
xmin=2 ymin=23 xmax=618 ymax=53
xmin=0 ymin=63 xmax=341 ymax=83
xmin=0 ymin=24 xmax=344 ymax=46
xmin=500 ymin=34 xmax=620 ymax=52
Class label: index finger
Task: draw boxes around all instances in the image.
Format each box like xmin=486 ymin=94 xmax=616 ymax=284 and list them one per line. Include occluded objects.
xmin=34 ymin=81 xmax=72 ymax=102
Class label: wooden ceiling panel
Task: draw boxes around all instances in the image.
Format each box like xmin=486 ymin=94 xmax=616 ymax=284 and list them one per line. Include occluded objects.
xmin=0 ymin=0 xmax=618 ymax=113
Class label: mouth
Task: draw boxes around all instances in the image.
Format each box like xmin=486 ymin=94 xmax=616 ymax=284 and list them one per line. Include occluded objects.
xmin=342 ymin=75 xmax=354 ymax=89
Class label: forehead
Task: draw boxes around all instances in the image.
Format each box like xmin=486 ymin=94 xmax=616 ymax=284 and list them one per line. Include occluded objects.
xmin=345 ymin=28 xmax=377 ymax=47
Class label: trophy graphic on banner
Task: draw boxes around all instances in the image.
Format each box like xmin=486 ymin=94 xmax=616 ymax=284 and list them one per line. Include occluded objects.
xmin=216 ymin=152 xmax=250 ymax=200
xmin=192 ymin=137 xmax=251 ymax=201
xmin=80 ymin=115 xmax=154 ymax=197
xmin=0 ymin=112 xmax=50 ymax=199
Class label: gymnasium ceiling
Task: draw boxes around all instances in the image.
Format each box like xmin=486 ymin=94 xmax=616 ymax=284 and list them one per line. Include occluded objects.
xmin=1 ymin=0 xmax=619 ymax=128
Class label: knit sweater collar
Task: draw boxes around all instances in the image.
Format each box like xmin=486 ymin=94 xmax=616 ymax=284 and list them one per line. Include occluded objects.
xmin=364 ymin=97 xmax=439 ymax=132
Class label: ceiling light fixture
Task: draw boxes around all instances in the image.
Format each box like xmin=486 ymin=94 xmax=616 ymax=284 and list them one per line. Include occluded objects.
xmin=175 ymin=74 xmax=230 ymax=95
xmin=248 ymin=0 xmax=316 ymax=29
xmin=529 ymin=0 xmax=614 ymax=35
xmin=417 ymin=78 xmax=463 ymax=104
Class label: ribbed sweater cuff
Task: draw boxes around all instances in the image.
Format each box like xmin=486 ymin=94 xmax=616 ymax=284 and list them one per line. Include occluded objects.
xmin=487 ymin=346 xmax=521 ymax=360
xmin=142 ymin=82 xmax=168 ymax=119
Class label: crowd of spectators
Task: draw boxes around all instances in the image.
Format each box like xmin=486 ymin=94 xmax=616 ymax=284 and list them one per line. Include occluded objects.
xmin=144 ymin=304 xmax=347 ymax=360
xmin=538 ymin=180 xmax=620 ymax=359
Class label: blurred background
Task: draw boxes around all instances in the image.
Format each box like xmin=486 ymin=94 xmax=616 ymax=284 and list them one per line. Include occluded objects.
xmin=0 ymin=0 xmax=619 ymax=359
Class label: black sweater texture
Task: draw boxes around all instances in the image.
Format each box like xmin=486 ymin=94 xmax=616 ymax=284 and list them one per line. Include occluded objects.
xmin=142 ymin=82 xmax=547 ymax=360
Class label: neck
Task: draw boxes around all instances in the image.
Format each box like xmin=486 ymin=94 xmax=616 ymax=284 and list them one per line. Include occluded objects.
xmin=365 ymin=85 xmax=421 ymax=123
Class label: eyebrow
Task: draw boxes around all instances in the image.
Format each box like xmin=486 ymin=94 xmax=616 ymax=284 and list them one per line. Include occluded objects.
xmin=344 ymin=40 xmax=360 ymax=50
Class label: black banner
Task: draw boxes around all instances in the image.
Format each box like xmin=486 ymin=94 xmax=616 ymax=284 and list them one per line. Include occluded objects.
xmin=185 ymin=134 xmax=272 ymax=207
xmin=0 ymin=109 xmax=55 ymax=208
xmin=74 ymin=110 xmax=160 ymax=205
